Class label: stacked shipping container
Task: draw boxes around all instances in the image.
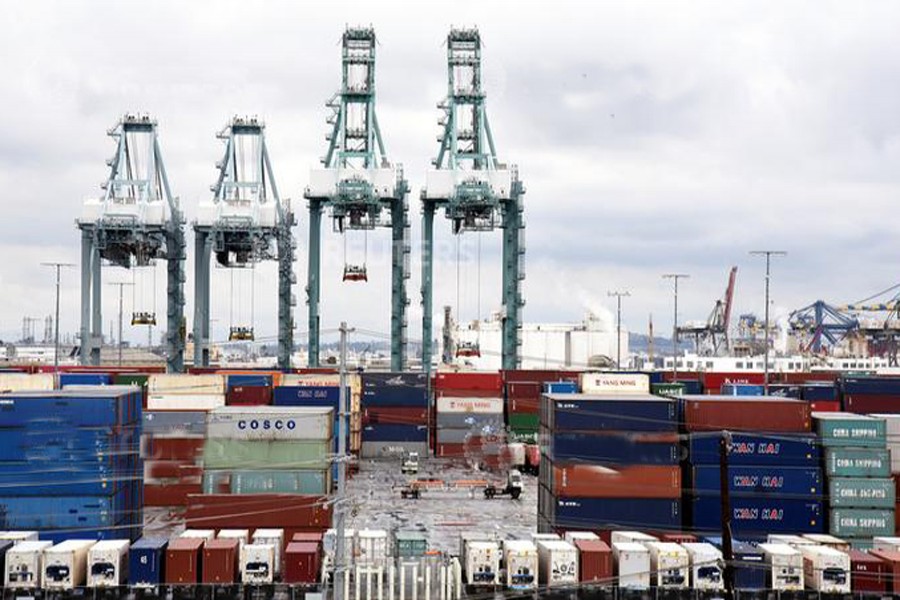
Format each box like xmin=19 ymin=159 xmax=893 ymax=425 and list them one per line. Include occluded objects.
xmin=433 ymin=372 xmax=505 ymax=466
xmin=360 ymin=372 xmax=429 ymax=458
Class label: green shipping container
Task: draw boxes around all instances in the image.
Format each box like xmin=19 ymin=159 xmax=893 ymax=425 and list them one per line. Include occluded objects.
xmin=829 ymin=508 xmax=895 ymax=537
xmin=113 ymin=373 xmax=149 ymax=388
xmin=849 ymin=538 xmax=875 ymax=550
xmin=203 ymin=439 xmax=331 ymax=470
xmin=395 ymin=530 xmax=428 ymax=559
xmin=825 ymin=448 xmax=891 ymax=478
xmin=815 ymin=414 xmax=887 ymax=448
xmin=508 ymin=429 xmax=538 ymax=444
xmin=508 ymin=413 xmax=539 ymax=430
xmin=651 ymin=383 xmax=685 ymax=397
xmin=232 ymin=470 xmax=330 ymax=494
xmin=829 ymin=478 xmax=896 ymax=508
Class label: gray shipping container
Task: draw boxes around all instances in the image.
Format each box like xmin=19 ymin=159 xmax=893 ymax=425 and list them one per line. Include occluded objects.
xmin=143 ymin=411 xmax=207 ymax=435
xmin=206 ymin=406 xmax=334 ymax=441
xmin=360 ymin=442 xmax=429 ymax=459
xmin=435 ymin=413 xmax=505 ymax=429
xmin=437 ymin=427 xmax=506 ymax=444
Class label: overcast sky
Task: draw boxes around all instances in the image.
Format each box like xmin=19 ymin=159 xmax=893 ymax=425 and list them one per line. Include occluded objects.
xmin=2 ymin=1 xmax=899 ymax=348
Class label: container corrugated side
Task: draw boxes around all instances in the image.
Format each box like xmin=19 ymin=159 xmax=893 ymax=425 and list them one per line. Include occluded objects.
xmin=829 ymin=509 xmax=895 ymax=537
xmin=829 ymin=478 xmax=895 ymax=508
xmin=202 ymin=439 xmax=331 ymax=470
xmin=824 ymin=448 xmax=891 ymax=477
xmin=815 ymin=413 xmax=887 ymax=447
xmin=543 ymin=394 xmax=678 ymax=432
xmin=688 ymin=433 xmax=819 ymax=466
xmin=206 ymin=406 xmax=333 ymax=441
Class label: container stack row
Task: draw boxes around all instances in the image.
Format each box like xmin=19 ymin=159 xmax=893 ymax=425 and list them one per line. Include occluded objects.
xmin=360 ymin=372 xmax=429 ymax=459
xmin=432 ymin=372 xmax=506 ymax=467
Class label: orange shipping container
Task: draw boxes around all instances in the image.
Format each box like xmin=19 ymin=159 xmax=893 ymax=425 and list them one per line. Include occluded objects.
xmin=550 ymin=464 xmax=681 ymax=498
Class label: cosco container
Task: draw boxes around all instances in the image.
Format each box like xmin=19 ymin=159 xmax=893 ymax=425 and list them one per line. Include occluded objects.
xmin=128 ymin=537 xmax=167 ymax=588
xmin=681 ymin=543 xmax=723 ymax=591
xmin=681 ymin=396 xmax=811 ymax=432
xmin=251 ymin=529 xmax=284 ymax=577
xmin=643 ymin=542 xmax=688 ymax=589
xmin=690 ymin=497 xmax=823 ymax=534
xmin=44 ymin=540 xmax=96 ymax=590
xmin=759 ymin=543 xmax=804 ymax=591
xmin=799 ymin=545 xmax=850 ymax=594
xmin=545 ymin=431 xmax=680 ymax=464
xmin=5 ymin=540 xmax=52 ymax=588
xmin=830 ymin=509 xmax=895 ymax=537
xmin=543 ymin=394 xmax=677 ymax=432
xmin=573 ymin=539 xmax=611 ymax=584
xmin=206 ymin=406 xmax=333 ymax=441
xmin=848 ymin=549 xmax=889 ymax=594
xmin=692 ymin=465 xmax=822 ymax=497
xmin=165 ymin=537 xmax=204 ymax=585
xmin=829 ymin=477 xmax=895 ymax=508
xmin=463 ymin=540 xmax=500 ymax=587
xmin=815 ymin=412 xmax=887 ymax=447
xmin=688 ymin=433 xmax=819 ymax=466
xmin=240 ymin=543 xmax=275 ymax=584
xmin=503 ymin=540 xmax=538 ymax=589
xmin=537 ymin=540 xmax=578 ymax=587
xmin=579 ymin=373 xmax=649 ymax=394
xmin=202 ymin=538 xmax=239 ymax=584
xmin=825 ymin=447 xmax=891 ymax=477
xmin=87 ymin=539 xmax=129 ymax=587
xmin=611 ymin=542 xmax=650 ymax=589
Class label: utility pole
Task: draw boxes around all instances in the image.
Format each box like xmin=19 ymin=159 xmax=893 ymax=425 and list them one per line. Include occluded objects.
xmin=608 ymin=291 xmax=630 ymax=369
xmin=335 ymin=321 xmax=353 ymax=600
xmin=107 ymin=282 xmax=133 ymax=367
xmin=41 ymin=262 xmax=74 ymax=371
xmin=662 ymin=274 xmax=689 ymax=381
xmin=750 ymin=251 xmax=787 ymax=394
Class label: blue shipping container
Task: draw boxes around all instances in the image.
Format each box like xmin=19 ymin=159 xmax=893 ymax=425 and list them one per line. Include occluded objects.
xmin=227 ymin=374 xmax=273 ymax=389
xmin=688 ymin=433 xmax=820 ymax=466
xmin=720 ymin=384 xmax=765 ymax=396
xmin=0 ymin=462 xmax=138 ymax=496
xmin=273 ymin=386 xmax=343 ymax=407
xmin=362 ymin=372 xmax=427 ymax=390
xmin=703 ymin=538 xmax=766 ymax=590
xmin=801 ymin=383 xmax=838 ymax=402
xmin=546 ymin=431 xmax=680 ymax=465
xmin=551 ymin=497 xmax=681 ymax=530
xmin=767 ymin=384 xmax=802 ymax=398
xmin=691 ymin=466 xmax=823 ymax=497
xmin=0 ymin=426 xmax=139 ymax=462
xmin=841 ymin=377 xmax=900 ymax=395
xmin=59 ymin=373 xmax=113 ymax=387
xmin=691 ymin=497 xmax=824 ymax=535
xmin=130 ymin=537 xmax=168 ymax=586
xmin=362 ymin=388 xmax=428 ymax=407
xmin=362 ymin=424 xmax=428 ymax=442
xmin=647 ymin=372 xmax=665 ymax=385
xmin=675 ymin=380 xmax=703 ymax=395
xmin=543 ymin=381 xmax=578 ymax=394
xmin=0 ymin=488 xmax=131 ymax=529
xmin=0 ymin=390 xmax=138 ymax=427
xmin=544 ymin=395 xmax=678 ymax=432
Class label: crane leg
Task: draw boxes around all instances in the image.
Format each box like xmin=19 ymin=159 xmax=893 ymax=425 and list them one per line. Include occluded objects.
xmin=80 ymin=228 xmax=93 ymax=365
xmin=90 ymin=239 xmax=102 ymax=366
xmin=391 ymin=197 xmax=409 ymax=371
xmin=193 ymin=230 xmax=211 ymax=367
xmin=421 ymin=204 xmax=435 ymax=374
xmin=308 ymin=200 xmax=322 ymax=367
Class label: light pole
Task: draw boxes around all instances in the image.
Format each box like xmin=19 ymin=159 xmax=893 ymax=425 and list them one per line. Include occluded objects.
xmin=662 ymin=274 xmax=689 ymax=381
xmin=750 ymin=250 xmax=787 ymax=394
xmin=107 ymin=282 xmax=134 ymax=366
xmin=41 ymin=262 xmax=74 ymax=371
xmin=608 ymin=290 xmax=630 ymax=369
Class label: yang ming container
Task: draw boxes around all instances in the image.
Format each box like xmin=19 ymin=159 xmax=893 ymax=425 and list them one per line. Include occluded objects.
xmin=87 ymin=539 xmax=129 ymax=587
xmin=5 ymin=540 xmax=52 ymax=589
xmin=44 ymin=540 xmax=96 ymax=590
xmin=128 ymin=537 xmax=167 ymax=588
xmin=503 ymin=540 xmax=538 ymax=589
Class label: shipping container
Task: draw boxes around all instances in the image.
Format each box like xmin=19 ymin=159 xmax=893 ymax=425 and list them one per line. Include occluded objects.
xmin=874 ymin=536 xmax=900 ymax=552
xmin=800 ymin=534 xmax=850 ymax=552
xmin=363 ymin=406 xmax=428 ymax=425
xmin=650 ymin=383 xmax=685 ymax=397
xmin=830 ymin=508 xmax=895 ymax=537
xmin=700 ymin=372 xmax=765 ymax=394
xmin=799 ymin=544 xmax=850 ymax=593
xmin=360 ymin=441 xmax=429 ymax=459
xmin=609 ymin=532 xmax=658 ymax=545
xmin=681 ymin=543 xmax=723 ymax=591
xmin=0 ymin=492 xmax=131 ymax=530
xmin=251 ymin=529 xmax=284 ymax=577
xmin=206 ymin=406 xmax=333 ymax=441
xmin=720 ymin=383 xmax=764 ymax=396
xmin=128 ymin=537 xmax=167 ymax=588
xmin=185 ymin=494 xmax=332 ymax=530
xmin=147 ymin=394 xmax=225 ymax=411
xmin=202 ymin=538 xmax=239 ymax=584
xmin=165 ymin=537 xmax=204 ymax=585
xmin=436 ymin=396 xmax=503 ymax=414
xmin=0 ymin=531 xmax=39 ymax=542
xmin=148 ymin=374 xmax=226 ymax=395
xmin=545 ymin=431 xmax=680 ymax=465
xmin=143 ymin=410 xmax=207 ymax=435
xmin=579 ymin=373 xmax=649 ymax=395
xmin=681 ymin=396 xmax=811 ymax=432
xmin=562 ymin=531 xmax=598 ymax=543
xmin=226 ymin=385 xmax=272 ymax=406
xmin=44 ymin=540 xmax=96 ymax=590
xmin=87 ymin=539 xmax=129 ymax=587
xmin=690 ymin=497 xmax=823 ymax=534
xmin=180 ymin=529 xmax=216 ymax=542
xmin=815 ymin=412 xmax=887 ymax=447
xmin=362 ymin=424 xmax=429 ymax=443
xmin=241 ymin=543 xmax=275 ymax=584
xmin=202 ymin=439 xmax=331 ymax=470
xmin=434 ymin=372 xmax=502 ymax=393
xmin=537 ymin=539 xmax=578 ymax=587
xmin=825 ymin=447 xmax=891 ymax=477
xmin=545 ymin=464 xmax=680 ymax=498
xmin=357 ymin=529 xmax=389 ymax=567
xmin=463 ymin=539 xmax=500 ymax=586
xmin=691 ymin=465 xmax=822 ymax=497
xmin=573 ymin=539 xmax=612 ymax=585
xmin=395 ymin=531 xmax=427 ymax=560
xmin=849 ymin=549 xmax=889 ymax=594
xmin=283 ymin=542 xmax=321 ymax=584
xmin=547 ymin=496 xmax=681 ymax=530
xmin=5 ymin=540 xmax=52 ymax=589
xmin=0 ymin=389 xmax=138 ymax=427
xmin=543 ymin=394 xmax=678 ymax=432
xmin=611 ymin=542 xmax=650 ymax=589
xmin=829 ymin=477 xmax=895 ymax=508
xmin=758 ymin=543 xmax=804 ymax=591
xmin=0 ymin=373 xmax=55 ymax=392
xmin=703 ymin=538 xmax=766 ymax=590
xmin=544 ymin=381 xmax=578 ymax=394
xmin=645 ymin=542 xmax=689 ymax=588
xmin=867 ymin=549 xmax=900 ymax=594
xmin=503 ymin=540 xmax=538 ymax=589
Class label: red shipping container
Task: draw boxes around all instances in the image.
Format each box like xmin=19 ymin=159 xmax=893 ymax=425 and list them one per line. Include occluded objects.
xmin=202 ymin=538 xmax=240 ymax=584
xmin=146 ymin=436 xmax=205 ymax=461
xmin=144 ymin=482 xmax=202 ymax=507
xmin=145 ymin=460 xmax=194 ymax=480
xmin=166 ymin=538 xmax=205 ymax=585
xmin=508 ymin=396 xmax=540 ymax=414
xmin=850 ymin=550 xmax=890 ymax=594
xmin=660 ymin=533 xmax=697 ymax=543
xmin=503 ymin=370 xmax=581 ymax=384
xmin=284 ymin=542 xmax=322 ymax=584
xmin=226 ymin=385 xmax=273 ymax=406
xmin=525 ymin=445 xmax=540 ymax=470
xmin=363 ymin=406 xmax=428 ymax=426
xmin=434 ymin=372 xmax=502 ymax=393
xmin=436 ymin=443 xmax=466 ymax=458
xmin=662 ymin=371 xmax=700 ymax=383
xmin=435 ymin=389 xmax=503 ymax=399
xmin=574 ymin=539 xmax=612 ymax=584
xmin=809 ymin=400 xmax=840 ymax=413
xmin=843 ymin=394 xmax=900 ymax=414
xmin=700 ymin=372 xmax=765 ymax=395
xmin=186 ymin=495 xmax=332 ymax=529
xmin=778 ymin=371 xmax=839 ymax=384
xmin=548 ymin=464 xmax=681 ymax=498
xmin=291 ymin=532 xmax=324 ymax=543
xmin=506 ymin=381 xmax=541 ymax=399
xmin=868 ymin=549 xmax=900 ymax=593
xmin=682 ymin=397 xmax=811 ymax=432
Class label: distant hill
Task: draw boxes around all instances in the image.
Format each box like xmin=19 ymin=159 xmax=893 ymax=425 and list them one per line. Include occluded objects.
xmin=629 ymin=332 xmax=692 ymax=356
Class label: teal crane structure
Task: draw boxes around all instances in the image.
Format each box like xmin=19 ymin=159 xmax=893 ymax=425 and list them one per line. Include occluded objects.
xmin=193 ymin=116 xmax=296 ymax=369
xmin=77 ymin=114 xmax=186 ymax=372
xmin=305 ymin=27 xmax=411 ymax=370
xmin=421 ymin=28 xmax=525 ymax=372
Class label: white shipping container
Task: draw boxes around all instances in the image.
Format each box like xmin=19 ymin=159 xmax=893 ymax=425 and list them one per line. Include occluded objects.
xmin=874 ymin=536 xmax=900 ymax=552
xmin=610 ymin=531 xmax=659 ymax=545
xmin=0 ymin=531 xmax=39 ymax=543
xmin=580 ymin=373 xmax=649 ymax=394
xmin=612 ymin=542 xmax=650 ymax=590
xmin=206 ymin=406 xmax=334 ymax=441
xmin=0 ymin=373 xmax=55 ymax=392
xmin=44 ymin=540 xmax=96 ymax=589
xmin=436 ymin=396 xmax=503 ymax=414
xmin=148 ymin=374 xmax=226 ymax=395
xmin=505 ymin=443 xmax=526 ymax=467
xmin=529 ymin=533 xmax=561 ymax=542
xmin=87 ymin=540 xmax=130 ymax=587
xmin=5 ymin=540 xmax=52 ymax=589
xmin=768 ymin=534 xmax=816 ymax=548
xmin=323 ymin=529 xmax=356 ymax=564
xmin=563 ymin=532 xmax=599 ymax=543
xmin=251 ymin=529 xmax=284 ymax=577
xmin=464 ymin=540 xmax=500 ymax=587
xmin=241 ymin=544 xmax=275 ymax=585
xmin=537 ymin=540 xmax=578 ymax=586
xmin=180 ymin=530 xmax=216 ymax=542
xmin=357 ymin=529 xmax=389 ymax=567
xmin=681 ymin=543 xmax=723 ymax=591
xmin=147 ymin=394 xmax=225 ymax=411
xmin=645 ymin=542 xmax=689 ymax=588
xmin=799 ymin=545 xmax=850 ymax=593
xmin=218 ymin=529 xmax=250 ymax=546
xmin=801 ymin=534 xmax=851 ymax=552
xmin=759 ymin=543 xmax=804 ymax=591
xmin=503 ymin=540 xmax=538 ymax=589
xmin=281 ymin=374 xmax=342 ymax=387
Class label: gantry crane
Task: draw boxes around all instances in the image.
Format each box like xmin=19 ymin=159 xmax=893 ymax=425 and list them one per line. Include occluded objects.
xmin=78 ymin=114 xmax=186 ymax=372
xmin=677 ymin=267 xmax=737 ymax=356
xmin=305 ymin=27 xmax=410 ymax=370
xmin=789 ymin=300 xmax=859 ymax=354
xmin=421 ymin=28 xmax=525 ymax=372
xmin=194 ymin=116 xmax=295 ymax=369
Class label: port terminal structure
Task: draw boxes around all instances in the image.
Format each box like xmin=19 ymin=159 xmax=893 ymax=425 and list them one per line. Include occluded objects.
xmin=421 ymin=28 xmax=525 ymax=373
xmin=305 ymin=27 xmax=411 ymax=370
xmin=193 ymin=116 xmax=296 ymax=370
xmin=78 ymin=114 xmax=187 ymax=372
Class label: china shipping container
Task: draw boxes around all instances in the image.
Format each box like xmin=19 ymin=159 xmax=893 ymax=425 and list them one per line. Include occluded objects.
xmin=829 ymin=508 xmax=895 ymax=537
xmin=825 ymin=447 xmax=891 ymax=477
xmin=829 ymin=477 xmax=895 ymax=508
xmin=128 ymin=537 xmax=167 ymax=587
xmin=681 ymin=396 xmax=811 ymax=432
xmin=815 ymin=412 xmax=887 ymax=447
